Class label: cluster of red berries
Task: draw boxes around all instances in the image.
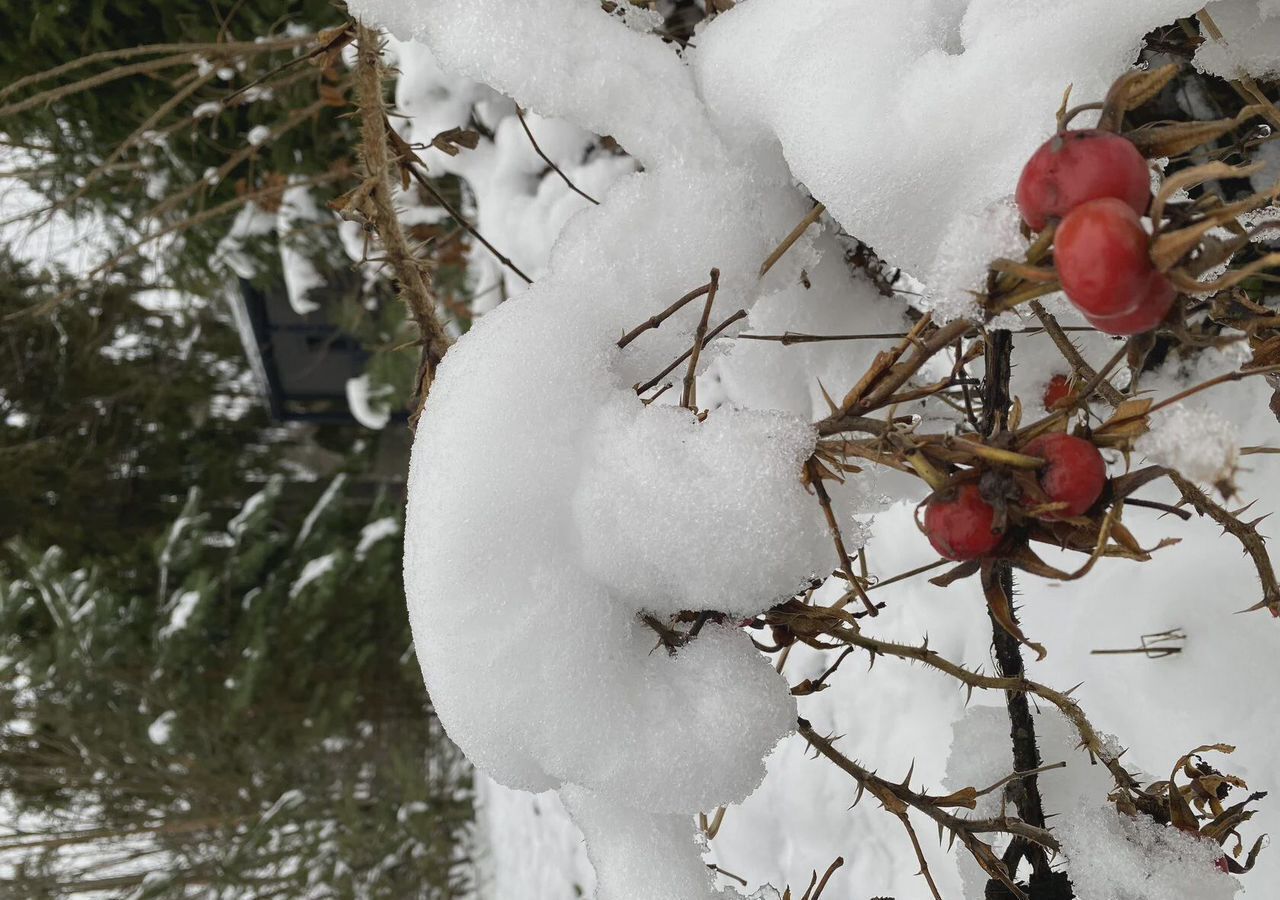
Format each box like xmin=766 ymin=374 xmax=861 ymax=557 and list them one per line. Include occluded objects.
xmin=923 ymin=433 xmax=1107 ymax=562
xmin=1017 ymin=130 xmax=1174 ymax=336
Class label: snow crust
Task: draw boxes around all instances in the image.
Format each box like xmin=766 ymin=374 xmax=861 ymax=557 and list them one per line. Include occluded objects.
xmin=1137 ymin=405 xmax=1240 ymax=487
xmin=923 ymin=198 xmax=1028 ymax=322
xmin=1195 ymin=1 xmax=1280 ymax=80
xmin=1057 ymin=802 xmax=1237 ymax=899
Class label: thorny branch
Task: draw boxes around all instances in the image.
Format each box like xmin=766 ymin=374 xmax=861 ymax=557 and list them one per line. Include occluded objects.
xmin=349 ymin=24 xmax=452 ymax=429
xmin=980 ymin=326 xmax=1056 ymax=891
xmin=1028 ymin=300 xmax=1127 ymax=407
xmin=798 ymin=718 xmax=1056 ymax=900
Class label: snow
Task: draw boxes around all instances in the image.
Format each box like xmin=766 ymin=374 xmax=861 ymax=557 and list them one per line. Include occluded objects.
xmin=923 ymin=197 xmax=1029 ymax=322
xmin=355 ymin=516 xmax=400 ymax=560
xmin=158 ymin=591 xmax=202 ymax=640
xmin=1057 ymin=803 xmax=1235 ymax=900
xmin=0 ymin=147 xmax=112 ymax=272
xmin=345 ymin=374 xmax=392 ymax=430
xmin=473 ymin=777 xmax=595 ymax=900
xmin=147 ymin=711 xmax=176 ymax=746
xmin=573 ymin=403 xmax=824 ymax=617
xmin=385 ymin=36 xmax=637 ymax=302
xmin=217 ymin=201 xmax=277 ymax=280
xmin=247 ymin=124 xmax=272 ymax=146
xmin=395 ymin=143 xmax=836 ymax=897
xmin=290 ymin=553 xmax=338 ymax=598
xmin=1195 ymin=1 xmax=1280 ymax=80
xmin=1136 ymin=405 xmax=1240 ymax=487
xmin=343 ymin=1 xmax=1280 ymax=897
xmin=695 ymin=0 xmax=1204 ymax=276
xmin=278 ymin=183 xmax=326 ymax=315
xmin=295 ymin=474 xmax=347 ymax=548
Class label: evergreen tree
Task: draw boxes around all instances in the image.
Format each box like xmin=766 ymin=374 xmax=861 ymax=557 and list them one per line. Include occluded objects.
xmin=0 ymin=0 xmax=355 ymax=294
xmin=0 ymin=476 xmax=473 ymax=899
xmin=0 ymin=248 xmax=285 ymax=590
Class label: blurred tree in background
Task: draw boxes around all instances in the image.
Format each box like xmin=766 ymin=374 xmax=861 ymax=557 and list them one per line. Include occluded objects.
xmin=0 ymin=477 xmax=472 ymax=897
xmin=0 ymin=0 xmax=353 ymax=292
xmin=0 ymin=1 xmax=477 ymax=895
xmin=0 ymin=249 xmax=279 ymax=589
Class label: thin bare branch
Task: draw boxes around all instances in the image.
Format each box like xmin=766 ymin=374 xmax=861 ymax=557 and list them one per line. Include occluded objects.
xmin=515 ymin=106 xmax=599 ymax=206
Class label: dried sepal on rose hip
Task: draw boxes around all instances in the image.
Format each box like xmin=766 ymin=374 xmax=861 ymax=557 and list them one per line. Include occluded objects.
xmin=1020 ymin=433 xmax=1107 ymax=519
xmin=922 ymin=483 xmax=1003 ymax=561
xmin=1016 ymin=129 xmax=1151 ymax=232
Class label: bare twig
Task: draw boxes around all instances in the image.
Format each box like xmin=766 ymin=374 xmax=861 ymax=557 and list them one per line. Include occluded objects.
xmin=1168 ymin=470 xmax=1280 ymax=614
xmin=223 ymin=22 xmax=355 ymax=105
xmin=617 ymin=279 xmax=714 ymax=349
xmin=0 ymin=35 xmax=316 ymax=105
xmin=47 ymin=69 xmax=221 ymax=222
xmin=798 ymin=719 xmax=1055 ymax=900
xmin=634 ymin=309 xmax=747 ymax=395
xmin=405 ymin=162 xmax=534 ymax=284
xmin=760 ymin=202 xmax=825 ymax=277
xmin=515 ymin=106 xmax=599 ymax=205
xmin=682 ymin=269 xmax=719 ymax=410
xmin=1029 ymin=300 xmax=1126 ymax=406
xmin=805 ymin=458 xmax=876 ymax=617
xmin=815 ymin=319 xmax=975 ymax=435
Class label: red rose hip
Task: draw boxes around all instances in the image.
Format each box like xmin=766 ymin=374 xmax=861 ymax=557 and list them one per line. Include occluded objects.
xmin=1022 ymin=433 xmax=1106 ymax=518
xmin=1016 ymin=129 xmax=1151 ymax=232
xmin=923 ymin=484 xmax=1002 ymax=561
xmin=1055 ymin=198 xmax=1155 ymax=318
xmin=1043 ymin=374 xmax=1073 ymax=410
xmin=1085 ymin=271 xmax=1175 ymax=336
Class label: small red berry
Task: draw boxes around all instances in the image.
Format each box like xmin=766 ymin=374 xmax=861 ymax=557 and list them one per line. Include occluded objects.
xmin=1084 ymin=271 xmax=1175 ymax=336
xmin=923 ymin=484 xmax=1002 ymax=561
xmin=1055 ymin=198 xmax=1155 ymax=318
xmin=1022 ymin=433 xmax=1106 ymax=518
xmin=1043 ymin=374 xmax=1073 ymax=410
xmin=1016 ymin=130 xmax=1151 ymax=232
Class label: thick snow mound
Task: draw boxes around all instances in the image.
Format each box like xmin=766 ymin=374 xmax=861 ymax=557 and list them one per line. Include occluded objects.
xmin=694 ymin=0 xmax=1202 ymax=275
xmin=401 ymin=164 xmax=831 ymax=814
